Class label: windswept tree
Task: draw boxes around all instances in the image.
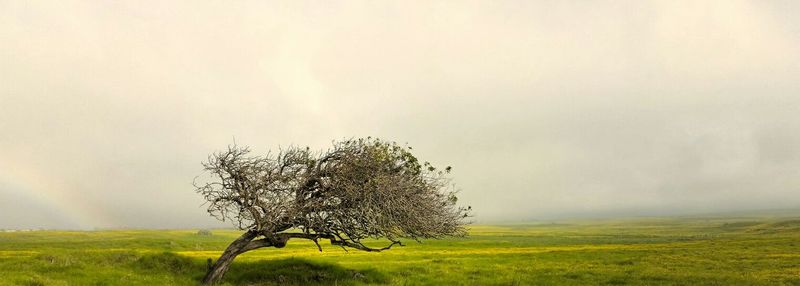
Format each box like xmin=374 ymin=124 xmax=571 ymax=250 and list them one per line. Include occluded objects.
xmin=195 ymin=138 xmax=471 ymax=284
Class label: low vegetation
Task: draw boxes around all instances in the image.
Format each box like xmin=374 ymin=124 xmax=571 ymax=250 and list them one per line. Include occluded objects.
xmin=1 ymin=213 xmax=799 ymax=285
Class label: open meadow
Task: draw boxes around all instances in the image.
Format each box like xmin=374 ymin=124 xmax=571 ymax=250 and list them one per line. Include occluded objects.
xmin=1 ymin=213 xmax=799 ymax=285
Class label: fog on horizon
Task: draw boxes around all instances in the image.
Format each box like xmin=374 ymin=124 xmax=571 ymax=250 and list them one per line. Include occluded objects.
xmin=1 ymin=1 xmax=799 ymax=229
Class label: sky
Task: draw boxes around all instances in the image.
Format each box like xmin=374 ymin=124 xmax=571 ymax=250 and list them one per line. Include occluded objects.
xmin=1 ymin=1 xmax=799 ymax=229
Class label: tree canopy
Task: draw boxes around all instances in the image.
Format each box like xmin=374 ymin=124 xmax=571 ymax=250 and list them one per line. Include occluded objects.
xmin=196 ymin=138 xmax=470 ymax=284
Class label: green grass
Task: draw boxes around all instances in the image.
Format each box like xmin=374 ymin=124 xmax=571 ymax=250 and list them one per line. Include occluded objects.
xmin=2 ymin=214 xmax=800 ymax=285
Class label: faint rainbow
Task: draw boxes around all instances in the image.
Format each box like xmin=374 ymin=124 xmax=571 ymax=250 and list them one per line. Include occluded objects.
xmin=0 ymin=171 xmax=113 ymax=230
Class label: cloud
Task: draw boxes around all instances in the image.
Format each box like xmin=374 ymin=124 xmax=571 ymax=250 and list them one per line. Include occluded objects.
xmin=1 ymin=1 xmax=799 ymax=228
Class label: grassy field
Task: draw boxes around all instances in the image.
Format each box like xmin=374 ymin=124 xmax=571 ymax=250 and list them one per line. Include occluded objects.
xmin=1 ymin=213 xmax=799 ymax=285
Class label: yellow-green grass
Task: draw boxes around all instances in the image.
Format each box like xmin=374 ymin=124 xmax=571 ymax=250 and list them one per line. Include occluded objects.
xmin=1 ymin=215 xmax=799 ymax=285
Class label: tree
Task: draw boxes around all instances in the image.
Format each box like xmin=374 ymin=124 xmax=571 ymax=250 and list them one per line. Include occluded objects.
xmin=195 ymin=138 xmax=471 ymax=284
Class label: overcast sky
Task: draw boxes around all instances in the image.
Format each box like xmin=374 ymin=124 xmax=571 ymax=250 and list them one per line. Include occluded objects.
xmin=1 ymin=1 xmax=799 ymax=229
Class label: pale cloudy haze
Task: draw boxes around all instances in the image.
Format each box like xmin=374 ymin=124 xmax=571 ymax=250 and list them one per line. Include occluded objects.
xmin=1 ymin=1 xmax=799 ymax=229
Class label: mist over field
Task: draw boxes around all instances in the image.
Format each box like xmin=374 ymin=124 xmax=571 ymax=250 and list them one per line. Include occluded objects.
xmin=2 ymin=1 xmax=800 ymax=230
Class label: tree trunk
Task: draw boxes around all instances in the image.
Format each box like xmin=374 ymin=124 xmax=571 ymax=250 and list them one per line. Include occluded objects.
xmin=202 ymin=231 xmax=258 ymax=285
